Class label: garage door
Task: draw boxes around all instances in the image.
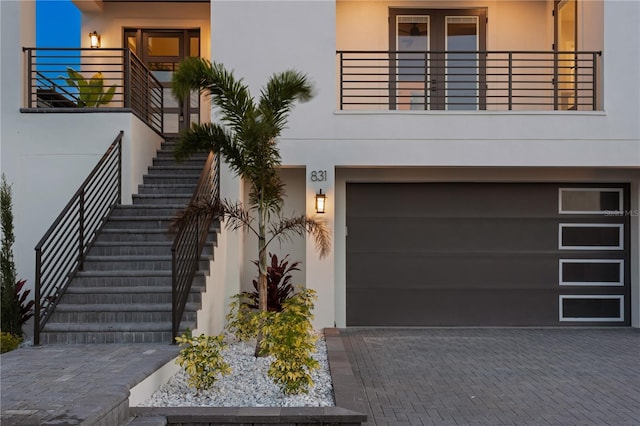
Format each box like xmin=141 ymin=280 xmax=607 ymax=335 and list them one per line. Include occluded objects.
xmin=346 ymin=183 xmax=630 ymax=326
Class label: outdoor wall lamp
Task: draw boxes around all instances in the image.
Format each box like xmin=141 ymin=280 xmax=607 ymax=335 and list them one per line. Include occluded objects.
xmin=89 ymin=31 xmax=101 ymax=49
xmin=315 ymin=189 xmax=326 ymax=214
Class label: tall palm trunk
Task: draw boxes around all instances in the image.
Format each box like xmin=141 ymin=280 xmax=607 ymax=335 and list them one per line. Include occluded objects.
xmin=255 ymin=195 xmax=268 ymax=356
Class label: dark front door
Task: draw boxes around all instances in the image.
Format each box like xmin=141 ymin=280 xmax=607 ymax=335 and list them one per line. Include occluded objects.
xmin=125 ymin=29 xmax=200 ymax=136
xmin=389 ymin=9 xmax=486 ymax=110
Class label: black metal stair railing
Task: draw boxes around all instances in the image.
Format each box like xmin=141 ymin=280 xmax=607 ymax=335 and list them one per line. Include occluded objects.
xmin=34 ymin=131 xmax=124 ymax=345
xmin=172 ymin=151 xmax=220 ymax=341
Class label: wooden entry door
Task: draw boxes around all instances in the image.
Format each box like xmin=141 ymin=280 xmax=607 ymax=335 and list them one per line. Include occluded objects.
xmin=125 ymin=29 xmax=200 ymax=135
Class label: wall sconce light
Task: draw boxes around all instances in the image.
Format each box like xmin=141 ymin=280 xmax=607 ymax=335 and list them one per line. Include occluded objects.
xmin=315 ymin=189 xmax=326 ymax=214
xmin=89 ymin=31 xmax=101 ymax=49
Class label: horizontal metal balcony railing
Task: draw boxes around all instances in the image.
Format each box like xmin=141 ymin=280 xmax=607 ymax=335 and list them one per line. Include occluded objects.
xmin=23 ymin=48 xmax=163 ymax=134
xmin=337 ymin=50 xmax=601 ymax=111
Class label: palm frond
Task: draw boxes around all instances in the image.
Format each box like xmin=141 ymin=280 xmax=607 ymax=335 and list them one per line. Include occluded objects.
xmin=169 ymin=197 xmax=221 ymax=233
xmin=172 ymin=57 xmax=254 ymax=133
xmin=258 ymin=70 xmax=314 ymax=133
xmin=220 ymin=200 xmax=259 ymax=237
xmin=266 ymin=215 xmax=331 ymax=259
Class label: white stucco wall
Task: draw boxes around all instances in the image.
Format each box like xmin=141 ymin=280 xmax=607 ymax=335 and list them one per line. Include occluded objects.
xmin=3 ymin=112 xmax=161 ymax=294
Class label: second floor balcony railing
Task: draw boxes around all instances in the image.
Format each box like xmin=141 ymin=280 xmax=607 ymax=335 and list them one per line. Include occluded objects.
xmin=337 ymin=50 xmax=601 ymax=112
xmin=23 ymin=48 xmax=163 ymax=134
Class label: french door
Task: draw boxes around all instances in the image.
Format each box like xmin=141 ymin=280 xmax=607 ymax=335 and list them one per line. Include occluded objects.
xmin=124 ymin=29 xmax=200 ymax=135
xmin=389 ymin=9 xmax=486 ymax=110
xmin=554 ymin=0 xmax=578 ymax=110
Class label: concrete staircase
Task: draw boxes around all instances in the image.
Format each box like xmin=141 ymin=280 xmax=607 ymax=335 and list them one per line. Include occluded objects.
xmin=39 ymin=140 xmax=217 ymax=344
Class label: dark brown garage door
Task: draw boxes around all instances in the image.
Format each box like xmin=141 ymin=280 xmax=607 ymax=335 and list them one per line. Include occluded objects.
xmin=346 ymin=183 xmax=630 ymax=326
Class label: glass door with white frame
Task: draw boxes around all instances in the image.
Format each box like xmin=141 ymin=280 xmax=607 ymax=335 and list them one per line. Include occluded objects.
xmin=390 ymin=9 xmax=486 ymax=110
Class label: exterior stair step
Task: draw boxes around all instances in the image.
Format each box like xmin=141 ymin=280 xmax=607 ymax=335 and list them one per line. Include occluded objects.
xmin=81 ymin=255 xmax=210 ymax=271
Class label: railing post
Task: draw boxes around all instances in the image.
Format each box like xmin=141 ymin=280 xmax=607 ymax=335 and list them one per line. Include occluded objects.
xmin=78 ymin=190 xmax=85 ymax=271
xmin=424 ymin=52 xmax=429 ymax=110
xmin=592 ymin=52 xmax=599 ymax=111
xmin=171 ymin=246 xmax=178 ymax=343
xmin=34 ymin=248 xmax=42 ymax=345
xmin=26 ymin=48 xmax=33 ymax=108
xmin=553 ymin=51 xmax=559 ymax=110
xmin=124 ymin=49 xmax=132 ymax=109
xmin=117 ymin=137 xmax=122 ymax=204
xmin=508 ymin=52 xmax=513 ymax=111
xmin=339 ymin=52 xmax=344 ymax=110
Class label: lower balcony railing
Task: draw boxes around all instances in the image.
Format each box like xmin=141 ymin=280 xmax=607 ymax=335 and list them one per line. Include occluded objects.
xmin=337 ymin=50 xmax=601 ymax=111
xmin=23 ymin=48 xmax=163 ymax=134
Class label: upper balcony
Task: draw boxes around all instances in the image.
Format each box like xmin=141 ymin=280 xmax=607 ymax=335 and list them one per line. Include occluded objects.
xmin=22 ymin=47 xmax=164 ymax=135
xmin=336 ymin=0 xmax=603 ymax=112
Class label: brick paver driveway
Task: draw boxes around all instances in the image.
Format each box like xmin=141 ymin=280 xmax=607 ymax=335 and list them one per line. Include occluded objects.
xmin=340 ymin=328 xmax=640 ymax=426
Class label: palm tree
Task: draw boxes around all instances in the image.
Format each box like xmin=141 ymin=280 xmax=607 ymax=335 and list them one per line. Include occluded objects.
xmin=171 ymin=57 xmax=330 ymax=322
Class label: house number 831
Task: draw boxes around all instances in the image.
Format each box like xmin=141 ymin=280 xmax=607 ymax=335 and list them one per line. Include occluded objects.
xmin=310 ymin=170 xmax=327 ymax=182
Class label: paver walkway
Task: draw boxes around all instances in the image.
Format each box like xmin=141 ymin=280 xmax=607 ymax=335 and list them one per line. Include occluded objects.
xmin=340 ymin=328 xmax=640 ymax=426
xmin=0 ymin=344 xmax=178 ymax=425
xmin=2 ymin=329 xmax=639 ymax=425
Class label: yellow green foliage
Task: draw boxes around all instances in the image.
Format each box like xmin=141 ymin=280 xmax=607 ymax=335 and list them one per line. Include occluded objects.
xmin=260 ymin=288 xmax=319 ymax=395
xmin=0 ymin=332 xmax=22 ymax=354
xmin=175 ymin=332 xmax=231 ymax=391
xmin=226 ymin=293 xmax=260 ymax=341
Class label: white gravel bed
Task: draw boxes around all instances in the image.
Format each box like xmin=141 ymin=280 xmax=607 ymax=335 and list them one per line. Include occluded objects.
xmin=140 ymin=335 xmax=335 ymax=407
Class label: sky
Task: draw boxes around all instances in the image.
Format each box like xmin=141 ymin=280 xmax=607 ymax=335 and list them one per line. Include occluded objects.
xmin=36 ymin=0 xmax=80 ymax=47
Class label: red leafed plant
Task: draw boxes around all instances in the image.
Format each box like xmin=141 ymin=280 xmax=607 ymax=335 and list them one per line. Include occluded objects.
xmin=15 ymin=280 xmax=35 ymax=326
xmin=244 ymin=253 xmax=301 ymax=312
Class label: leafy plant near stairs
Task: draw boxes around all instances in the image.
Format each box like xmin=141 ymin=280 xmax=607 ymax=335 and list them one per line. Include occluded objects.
xmin=63 ymin=67 xmax=116 ymax=108
xmin=1 ymin=175 xmax=33 ymax=343
xmin=260 ymin=288 xmax=319 ymax=394
xmin=175 ymin=331 xmax=231 ymax=391
xmin=226 ymin=288 xmax=319 ymax=394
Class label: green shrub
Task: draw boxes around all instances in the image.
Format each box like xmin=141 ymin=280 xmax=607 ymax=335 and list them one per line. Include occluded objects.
xmin=175 ymin=331 xmax=231 ymax=391
xmin=0 ymin=332 xmax=22 ymax=354
xmin=260 ymin=288 xmax=319 ymax=395
xmin=226 ymin=293 xmax=260 ymax=341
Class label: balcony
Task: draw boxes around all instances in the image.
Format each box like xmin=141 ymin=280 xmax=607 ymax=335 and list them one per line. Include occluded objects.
xmin=337 ymin=50 xmax=601 ymax=112
xmin=23 ymin=48 xmax=163 ymax=134
xmin=336 ymin=0 xmax=603 ymax=112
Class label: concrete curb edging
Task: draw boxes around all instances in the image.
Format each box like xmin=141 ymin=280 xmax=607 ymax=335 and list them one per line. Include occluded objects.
xmin=129 ymin=328 xmax=368 ymax=425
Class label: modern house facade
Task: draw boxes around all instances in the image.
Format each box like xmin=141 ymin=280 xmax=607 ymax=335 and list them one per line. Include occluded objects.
xmin=1 ymin=0 xmax=639 ymax=339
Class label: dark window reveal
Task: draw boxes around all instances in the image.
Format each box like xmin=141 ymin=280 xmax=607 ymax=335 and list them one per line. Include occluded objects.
xmin=562 ymin=297 xmax=622 ymax=319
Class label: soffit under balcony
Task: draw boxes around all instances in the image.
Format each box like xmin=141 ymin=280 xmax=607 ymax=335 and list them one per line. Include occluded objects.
xmin=73 ymin=0 xmax=209 ymax=12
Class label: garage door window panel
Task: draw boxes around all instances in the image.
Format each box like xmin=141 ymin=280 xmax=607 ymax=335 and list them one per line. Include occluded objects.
xmin=559 ymin=259 xmax=624 ymax=286
xmin=559 ymin=295 xmax=624 ymax=321
xmin=559 ymin=188 xmax=623 ymax=214
xmin=559 ymin=224 xmax=623 ymax=250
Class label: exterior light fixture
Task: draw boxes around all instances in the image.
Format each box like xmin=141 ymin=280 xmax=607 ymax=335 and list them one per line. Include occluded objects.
xmin=315 ymin=189 xmax=326 ymax=214
xmin=89 ymin=31 xmax=101 ymax=49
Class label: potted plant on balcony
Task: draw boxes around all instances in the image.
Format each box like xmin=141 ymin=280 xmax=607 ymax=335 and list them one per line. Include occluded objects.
xmin=64 ymin=67 xmax=116 ymax=108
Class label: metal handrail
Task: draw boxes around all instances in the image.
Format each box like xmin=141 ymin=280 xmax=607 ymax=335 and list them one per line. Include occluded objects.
xmin=34 ymin=131 xmax=123 ymax=345
xmin=171 ymin=151 xmax=220 ymax=341
xmin=23 ymin=48 xmax=163 ymax=134
xmin=337 ymin=50 xmax=601 ymax=111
